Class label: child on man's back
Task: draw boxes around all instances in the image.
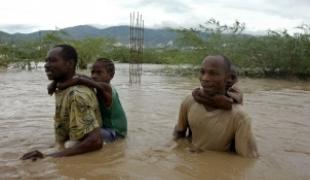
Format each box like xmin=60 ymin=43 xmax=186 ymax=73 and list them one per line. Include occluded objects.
xmin=50 ymin=58 xmax=127 ymax=142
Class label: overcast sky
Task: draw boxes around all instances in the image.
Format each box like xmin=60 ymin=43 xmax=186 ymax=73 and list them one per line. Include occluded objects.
xmin=0 ymin=0 xmax=309 ymax=34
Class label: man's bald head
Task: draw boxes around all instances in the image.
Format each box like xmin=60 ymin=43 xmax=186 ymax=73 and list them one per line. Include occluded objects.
xmin=199 ymin=55 xmax=232 ymax=95
xmin=202 ymin=55 xmax=231 ymax=75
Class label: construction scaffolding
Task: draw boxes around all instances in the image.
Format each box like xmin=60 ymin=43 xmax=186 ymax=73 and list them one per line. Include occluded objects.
xmin=129 ymin=12 xmax=144 ymax=84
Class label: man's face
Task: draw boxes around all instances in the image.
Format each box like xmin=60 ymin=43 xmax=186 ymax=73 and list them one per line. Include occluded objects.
xmin=44 ymin=47 xmax=71 ymax=81
xmin=199 ymin=56 xmax=228 ymax=95
xmin=91 ymin=62 xmax=111 ymax=83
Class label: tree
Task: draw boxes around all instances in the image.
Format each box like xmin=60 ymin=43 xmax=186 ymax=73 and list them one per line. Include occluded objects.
xmin=71 ymin=37 xmax=114 ymax=69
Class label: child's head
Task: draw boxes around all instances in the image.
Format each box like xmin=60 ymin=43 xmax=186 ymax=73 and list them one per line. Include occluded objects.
xmin=226 ymin=65 xmax=238 ymax=89
xmin=91 ymin=58 xmax=115 ymax=83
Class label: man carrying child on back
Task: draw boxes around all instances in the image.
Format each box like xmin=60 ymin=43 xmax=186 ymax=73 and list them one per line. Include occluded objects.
xmin=174 ymin=55 xmax=258 ymax=158
xmin=53 ymin=58 xmax=128 ymax=142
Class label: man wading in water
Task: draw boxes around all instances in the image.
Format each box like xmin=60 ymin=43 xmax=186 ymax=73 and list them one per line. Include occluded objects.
xmin=21 ymin=44 xmax=103 ymax=160
xmin=174 ymin=55 xmax=258 ymax=158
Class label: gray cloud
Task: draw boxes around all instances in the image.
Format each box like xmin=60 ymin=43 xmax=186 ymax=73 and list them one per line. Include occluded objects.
xmin=1 ymin=0 xmax=309 ymax=33
xmin=125 ymin=0 xmax=192 ymax=14
xmin=250 ymin=3 xmax=307 ymax=19
xmin=0 ymin=24 xmax=39 ymax=34
xmin=125 ymin=0 xmax=310 ymax=28
xmin=207 ymin=0 xmax=310 ymax=21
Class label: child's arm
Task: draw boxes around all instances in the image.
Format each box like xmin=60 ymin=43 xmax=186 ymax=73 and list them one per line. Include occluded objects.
xmin=192 ymin=88 xmax=233 ymax=110
xmin=213 ymin=95 xmax=233 ymax=110
xmin=95 ymin=82 xmax=112 ymax=107
xmin=47 ymin=81 xmax=57 ymax=95
xmin=227 ymin=85 xmax=243 ymax=104
xmin=57 ymin=76 xmax=112 ymax=107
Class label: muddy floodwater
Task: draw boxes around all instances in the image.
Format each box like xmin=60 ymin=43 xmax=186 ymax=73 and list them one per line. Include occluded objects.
xmin=1 ymin=64 xmax=310 ymax=180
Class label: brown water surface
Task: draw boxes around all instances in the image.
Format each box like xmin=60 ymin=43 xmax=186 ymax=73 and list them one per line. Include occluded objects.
xmin=1 ymin=64 xmax=310 ymax=179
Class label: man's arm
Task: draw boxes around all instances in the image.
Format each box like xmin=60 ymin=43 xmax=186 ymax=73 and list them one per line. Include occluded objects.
xmin=21 ymin=128 xmax=102 ymax=160
xmin=173 ymin=97 xmax=190 ymax=140
xmin=48 ymin=128 xmax=102 ymax=157
xmin=22 ymin=87 xmax=103 ymax=161
xmin=234 ymin=110 xmax=259 ymax=158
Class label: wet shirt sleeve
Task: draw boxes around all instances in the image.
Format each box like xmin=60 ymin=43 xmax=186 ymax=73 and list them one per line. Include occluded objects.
xmin=234 ymin=110 xmax=259 ymax=158
xmin=68 ymin=90 xmax=100 ymax=141
xmin=174 ymin=96 xmax=190 ymax=138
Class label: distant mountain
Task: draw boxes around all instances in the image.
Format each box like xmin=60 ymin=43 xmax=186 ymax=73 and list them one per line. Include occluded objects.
xmin=0 ymin=25 xmax=178 ymax=47
xmin=0 ymin=31 xmax=11 ymax=41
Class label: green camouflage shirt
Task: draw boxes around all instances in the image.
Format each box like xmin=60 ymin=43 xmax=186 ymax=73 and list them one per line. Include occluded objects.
xmin=54 ymin=85 xmax=102 ymax=143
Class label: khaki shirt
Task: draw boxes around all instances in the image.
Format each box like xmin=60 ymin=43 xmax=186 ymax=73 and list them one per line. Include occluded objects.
xmin=54 ymin=85 xmax=102 ymax=144
xmin=176 ymin=95 xmax=258 ymax=158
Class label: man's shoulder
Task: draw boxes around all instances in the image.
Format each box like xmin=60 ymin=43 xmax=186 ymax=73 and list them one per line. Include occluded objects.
xmin=67 ymin=85 xmax=94 ymax=94
xmin=64 ymin=85 xmax=97 ymax=102
xmin=232 ymin=104 xmax=246 ymax=113
xmin=231 ymin=104 xmax=251 ymax=123
xmin=184 ymin=94 xmax=195 ymax=102
xmin=181 ymin=94 xmax=196 ymax=107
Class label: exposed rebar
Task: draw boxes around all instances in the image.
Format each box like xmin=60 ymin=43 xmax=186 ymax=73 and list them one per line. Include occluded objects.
xmin=129 ymin=12 xmax=144 ymax=84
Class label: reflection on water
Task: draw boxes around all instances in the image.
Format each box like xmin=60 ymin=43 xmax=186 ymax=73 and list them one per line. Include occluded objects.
xmin=1 ymin=64 xmax=310 ymax=179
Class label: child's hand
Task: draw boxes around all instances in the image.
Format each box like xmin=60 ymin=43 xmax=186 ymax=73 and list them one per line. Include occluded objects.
xmin=47 ymin=81 xmax=57 ymax=95
xmin=227 ymin=87 xmax=243 ymax=104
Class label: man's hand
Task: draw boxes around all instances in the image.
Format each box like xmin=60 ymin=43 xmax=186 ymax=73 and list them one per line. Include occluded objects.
xmin=173 ymin=126 xmax=187 ymax=140
xmin=20 ymin=150 xmax=44 ymax=161
xmin=189 ymin=145 xmax=203 ymax=153
xmin=47 ymin=128 xmax=103 ymax=158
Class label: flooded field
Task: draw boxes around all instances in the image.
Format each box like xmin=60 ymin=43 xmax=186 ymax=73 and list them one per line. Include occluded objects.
xmin=1 ymin=64 xmax=310 ymax=180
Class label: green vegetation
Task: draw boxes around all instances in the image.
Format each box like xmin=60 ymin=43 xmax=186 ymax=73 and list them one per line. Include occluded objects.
xmin=0 ymin=20 xmax=309 ymax=78
xmin=158 ymin=19 xmax=310 ymax=78
xmin=0 ymin=30 xmax=128 ymax=70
